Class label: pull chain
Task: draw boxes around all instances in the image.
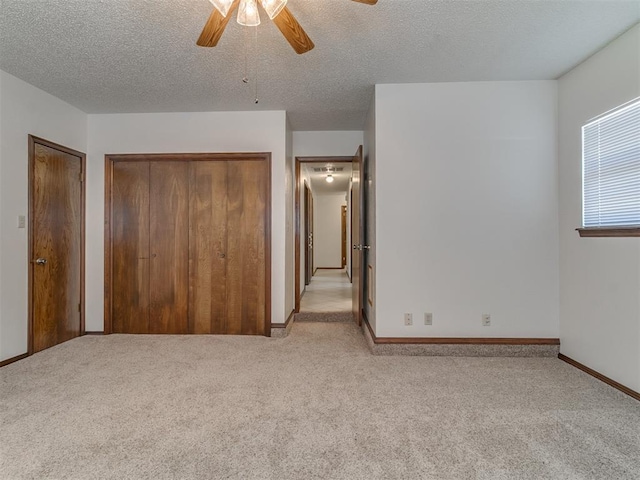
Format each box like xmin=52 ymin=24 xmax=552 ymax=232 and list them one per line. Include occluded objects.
xmin=254 ymin=25 xmax=259 ymax=104
xmin=242 ymin=25 xmax=249 ymax=84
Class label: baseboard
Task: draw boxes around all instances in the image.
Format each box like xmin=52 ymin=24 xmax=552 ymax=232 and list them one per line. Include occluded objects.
xmin=558 ymin=353 xmax=640 ymax=402
xmin=84 ymin=331 xmax=104 ymax=335
xmin=0 ymin=353 xmax=28 ymax=368
xmin=271 ymin=309 xmax=295 ymax=338
xmin=361 ymin=314 xmax=559 ymax=357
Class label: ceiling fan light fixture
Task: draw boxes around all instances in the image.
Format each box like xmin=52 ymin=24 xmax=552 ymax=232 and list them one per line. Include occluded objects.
xmin=260 ymin=0 xmax=288 ymax=19
xmin=208 ymin=0 xmax=234 ymax=18
xmin=237 ymin=0 xmax=261 ymax=26
xmin=326 ymin=174 xmax=334 ymax=184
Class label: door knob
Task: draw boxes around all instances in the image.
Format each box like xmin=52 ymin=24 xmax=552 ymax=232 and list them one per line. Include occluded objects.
xmin=353 ymin=244 xmax=362 ymax=250
xmin=362 ymin=245 xmax=371 ymax=250
xmin=35 ymin=258 xmax=47 ymax=265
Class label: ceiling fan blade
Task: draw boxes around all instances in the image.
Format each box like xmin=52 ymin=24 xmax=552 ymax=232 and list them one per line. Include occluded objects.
xmin=196 ymin=0 xmax=240 ymax=47
xmin=351 ymin=0 xmax=378 ymax=4
xmin=272 ymin=6 xmax=315 ymax=54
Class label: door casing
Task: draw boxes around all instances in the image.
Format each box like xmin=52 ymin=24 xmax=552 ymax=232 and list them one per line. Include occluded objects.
xmin=294 ymin=155 xmax=360 ymax=314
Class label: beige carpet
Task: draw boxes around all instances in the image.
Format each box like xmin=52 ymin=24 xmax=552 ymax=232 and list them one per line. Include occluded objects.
xmin=1 ymin=322 xmax=639 ymax=480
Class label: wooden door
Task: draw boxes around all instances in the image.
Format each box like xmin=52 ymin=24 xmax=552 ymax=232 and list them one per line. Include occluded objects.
xmin=304 ymin=182 xmax=313 ymax=285
xmin=29 ymin=136 xmax=85 ymax=353
xmin=341 ymin=205 xmax=347 ymax=269
xmin=351 ymin=146 xmax=363 ymax=326
xmin=111 ymin=162 xmax=150 ymax=333
xmin=190 ymin=161 xmax=228 ymax=334
xmin=107 ymin=154 xmax=270 ymax=336
xmin=226 ymin=160 xmax=269 ymax=335
xmin=149 ymin=162 xmax=190 ymax=334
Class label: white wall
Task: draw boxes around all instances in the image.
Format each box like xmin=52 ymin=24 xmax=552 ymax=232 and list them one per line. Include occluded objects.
xmin=558 ymin=24 xmax=640 ymax=392
xmin=293 ymin=131 xmax=364 ymax=158
xmin=87 ymin=111 xmax=288 ymax=331
xmin=313 ymin=194 xmax=347 ymax=268
xmin=0 ymin=70 xmax=88 ymax=362
xmin=375 ymin=81 xmax=559 ymax=338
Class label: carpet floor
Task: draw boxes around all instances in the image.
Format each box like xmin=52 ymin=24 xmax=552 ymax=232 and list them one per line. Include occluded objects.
xmin=1 ymin=322 xmax=639 ymax=480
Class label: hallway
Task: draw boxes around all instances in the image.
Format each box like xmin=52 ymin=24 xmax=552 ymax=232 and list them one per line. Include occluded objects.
xmin=300 ymin=269 xmax=351 ymax=312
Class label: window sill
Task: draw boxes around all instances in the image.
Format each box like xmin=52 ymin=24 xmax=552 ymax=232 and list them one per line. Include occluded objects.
xmin=577 ymin=227 xmax=640 ymax=238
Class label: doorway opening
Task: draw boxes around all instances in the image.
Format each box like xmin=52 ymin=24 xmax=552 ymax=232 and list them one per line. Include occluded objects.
xmin=294 ymin=149 xmax=364 ymax=324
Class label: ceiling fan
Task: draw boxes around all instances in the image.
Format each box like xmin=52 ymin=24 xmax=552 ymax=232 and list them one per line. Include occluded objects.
xmin=197 ymin=0 xmax=378 ymax=54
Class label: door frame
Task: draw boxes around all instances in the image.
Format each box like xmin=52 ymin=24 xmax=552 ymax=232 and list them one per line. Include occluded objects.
xmin=294 ymin=156 xmax=353 ymax=313
xmin=28 ymin=135 xmax=86 ymax=355
xmin=104 ymin=152 xmax=272 ymax=335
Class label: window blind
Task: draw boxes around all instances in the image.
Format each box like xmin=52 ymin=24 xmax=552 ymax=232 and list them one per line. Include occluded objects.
xmin=583 ymin=98 xmax=640 ymax=228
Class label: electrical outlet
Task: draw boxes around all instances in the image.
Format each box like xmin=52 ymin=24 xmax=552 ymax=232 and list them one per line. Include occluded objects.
xmin=424 ymin=313 xmax=433 ymax=325
xmin=404 ymin=313 xmax=413 ymax=326
xmin=17 ymin=215 xmax=25 ymax=229
xmin=482 ymin=314 xmax=491 ymax=326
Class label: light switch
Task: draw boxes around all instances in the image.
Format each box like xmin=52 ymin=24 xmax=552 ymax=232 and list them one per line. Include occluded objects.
xmin=17 ymin=215 xmax=26 ymax=229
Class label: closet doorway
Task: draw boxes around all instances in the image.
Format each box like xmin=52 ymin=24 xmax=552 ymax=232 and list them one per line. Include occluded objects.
xmin=104 ymin=153 xmax=271 ymax=336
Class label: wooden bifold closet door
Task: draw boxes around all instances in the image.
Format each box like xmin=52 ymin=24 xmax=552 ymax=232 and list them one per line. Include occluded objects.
xmin=107 ymin=154 xmax=270 ymax=336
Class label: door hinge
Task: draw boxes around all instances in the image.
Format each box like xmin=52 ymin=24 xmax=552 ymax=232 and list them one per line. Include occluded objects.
xmin=79 ymin=172 xmax=84 ymax=182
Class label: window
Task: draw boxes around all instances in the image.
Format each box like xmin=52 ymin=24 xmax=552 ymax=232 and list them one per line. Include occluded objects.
xmin=580 ymin=97 xmax=640 ymax=237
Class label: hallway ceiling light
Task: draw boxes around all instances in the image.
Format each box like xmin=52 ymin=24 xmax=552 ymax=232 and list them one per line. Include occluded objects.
xmin=326 ymin=175 xmax=335 ymax=184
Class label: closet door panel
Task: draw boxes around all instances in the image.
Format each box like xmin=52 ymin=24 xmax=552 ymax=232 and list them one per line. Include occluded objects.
xmin=111 ymin=162 xmax=150 ymax=333
xmin=189 ymin=161 xmax=228 ymax=334
xmin=149 ymin=161 xmax=190 ymax=334
xmin=226 ymin=160 xmax=268 ymax=335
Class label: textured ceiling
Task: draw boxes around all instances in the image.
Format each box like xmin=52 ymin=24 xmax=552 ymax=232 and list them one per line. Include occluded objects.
xmin=1 ymin=0 xmax=639 ymax=130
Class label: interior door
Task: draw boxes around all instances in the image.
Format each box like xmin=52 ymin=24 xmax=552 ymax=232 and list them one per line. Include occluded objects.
xmin=341 ymin=205 xmax=347 ymax=268
xmin=149 ymin=161 xmax=190 ymax=334
xmin=111 ymin=161 xmax=150 ymax=333
xmin=190 ymin=158 xmax=269 ymax=335
xmin=304 ymin=182 xmax=313 ymax=285
xmin=226 ymin=160 xmax=269 ymax=335
xmin=190 ymin=161 xmax=229 ymax=334
xmin=30 ymin=136 xmax=84 ymax=353
xmin=351 ymin=146 xmax=363 ymax=326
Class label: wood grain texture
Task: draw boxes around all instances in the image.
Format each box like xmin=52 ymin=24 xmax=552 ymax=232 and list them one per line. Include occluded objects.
xmin=31 ymin=141 xmax=83 ymax=353
xmin=196 ymin=0 xmax=240 ymax=47
xmin=226 ymin=160 xmax=268 ymax=335
xmin=577 ymin=227 xmax=640 ymax=237
xmin=111 ymin=162 xmax=150 ymax=333
xmin=272 ymin=6 xmax=315 ymax=54
xmin=558 ymin=354 xmax=640 ymax=401
xmin=190 ymin=161 xmax=228 ymax=334
xmin=351 ymin=146 xmax=363 ymax=326
xmin=149 ymin=162 xmax=190 ymax=334
xmin=106 ymin=152 xmax=271 ymax=336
